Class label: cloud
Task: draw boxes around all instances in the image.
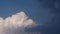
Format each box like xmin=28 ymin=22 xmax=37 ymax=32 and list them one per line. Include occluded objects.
xmin=0 ymin=11 xmax=37 ymax=34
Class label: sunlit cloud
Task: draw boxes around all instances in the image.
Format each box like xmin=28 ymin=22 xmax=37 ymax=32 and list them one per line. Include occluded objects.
xmin=0 ymin=11 xmax=37 ymax=34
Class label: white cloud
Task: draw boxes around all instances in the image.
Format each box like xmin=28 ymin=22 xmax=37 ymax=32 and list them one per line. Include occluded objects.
xmin=0 ymin=11 xmax=37 ymax=34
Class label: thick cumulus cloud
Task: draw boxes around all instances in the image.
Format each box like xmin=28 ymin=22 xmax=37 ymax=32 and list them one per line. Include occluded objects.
xmin=0 ymin=11 xmax=37 ymax=34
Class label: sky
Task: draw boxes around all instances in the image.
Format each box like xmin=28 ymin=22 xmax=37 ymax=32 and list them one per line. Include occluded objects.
xmin=0 ymin=0 xmax=54 ymax=34
xmin=0 ymin=0 xmax=50 ymax=23
xmin=38 ymin=0 xmax=60 ymax=34
xmin=0 ymin=0 xmax=60 ymax=34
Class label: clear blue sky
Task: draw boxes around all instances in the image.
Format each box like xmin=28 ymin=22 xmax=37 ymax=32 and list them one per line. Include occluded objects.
xmin=0 ymin=0 xmax=49 ymax=23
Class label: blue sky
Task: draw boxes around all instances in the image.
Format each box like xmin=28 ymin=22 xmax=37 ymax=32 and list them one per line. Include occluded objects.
xmin=0 ymin=0 xmax=59 ymax=33
xmin=0 ymin=0 xmax=49 ymax=24
xmin=0 ymin=0 xmax=60 ymax=34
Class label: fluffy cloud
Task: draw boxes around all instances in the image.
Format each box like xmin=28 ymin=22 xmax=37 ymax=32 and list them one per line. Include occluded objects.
xmin=0 ymin=11 xmax=37 ymax=34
